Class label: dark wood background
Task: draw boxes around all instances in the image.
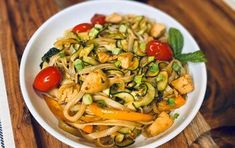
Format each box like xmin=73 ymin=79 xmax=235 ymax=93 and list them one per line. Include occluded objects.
xmin=0 ymin=0 xmax=234 ymax=147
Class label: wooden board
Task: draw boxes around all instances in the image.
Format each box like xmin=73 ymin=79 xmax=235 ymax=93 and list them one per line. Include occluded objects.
xmin=1 ymin=0 xmax=234 ymax=147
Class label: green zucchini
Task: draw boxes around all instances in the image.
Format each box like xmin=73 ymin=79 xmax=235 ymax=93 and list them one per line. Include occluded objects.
xmin=118 ymin=128 xmax=131 ymax=134
xmin=106 ymin=69 xmax=124 ymax=77
xmin=79 ymin=44 xmax=94 ymax=58
xmin=156 ymin=71 xmax=168 ymax=91
xmin=146 ymin=63 xmax=159 ymax=77
xmin=115 ymin=134 xmax=125 ymax=143
xmin=131 ymin=84 xmax=148 ymax=100
xmin=140 ymin=56 xmax=155 ymax=67
xmin=115 ymin=137 xmax=134 ymax=147
xmin=41 ymin=47 xmax=60 ymax=62
xmin=113 ymin=92 xmax=134 ymax=103
xmin=133 ymin=40 xmax=145 ymax=56
xmin=128 ymin=57 xmax=139 ymax=70
xmin=83 ymin=56 xmax=99 ymax=65
xmin=133 ymin=82 xmax=155 ymax=108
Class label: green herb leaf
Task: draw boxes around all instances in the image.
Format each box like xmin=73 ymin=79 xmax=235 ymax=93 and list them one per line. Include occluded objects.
xmin=176 ymin=50 xmax=207 ymax=63
xmin=169 ymin=28 xmax=184 ymax=55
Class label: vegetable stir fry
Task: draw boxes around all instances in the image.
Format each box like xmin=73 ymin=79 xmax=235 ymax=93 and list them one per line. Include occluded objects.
xmin=33 ymin=13 xmax=206 ymax=147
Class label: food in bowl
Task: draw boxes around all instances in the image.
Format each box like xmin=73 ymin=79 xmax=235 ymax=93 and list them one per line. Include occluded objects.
xmin=32 ymin=13 xmax=206 ymax=147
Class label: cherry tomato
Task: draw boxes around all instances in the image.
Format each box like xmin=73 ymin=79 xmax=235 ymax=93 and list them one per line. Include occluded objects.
xmin=33 ymin=66 xmax=62 ymax=92
xmin=146 ymin=40 xmax=173 ymax=61
xmin=72 ymin=23 xmax=93 ymax=32
xmin=91 ymin=14 xmax=106 ymax=25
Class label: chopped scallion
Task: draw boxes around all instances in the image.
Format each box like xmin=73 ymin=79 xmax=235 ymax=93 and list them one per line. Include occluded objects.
xmin=82 ymin=94 xmax=93 ymax=105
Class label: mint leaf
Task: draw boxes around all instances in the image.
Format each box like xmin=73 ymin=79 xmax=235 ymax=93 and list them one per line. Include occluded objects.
xmin=176 ymin=50 xmax=207 ymax=63
xmin=169 ymin=28 xmax=184 ymax=55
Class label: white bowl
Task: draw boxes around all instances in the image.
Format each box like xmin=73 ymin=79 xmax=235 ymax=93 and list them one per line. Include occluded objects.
xmin=20 ymin=0 xmax=207 ymax=147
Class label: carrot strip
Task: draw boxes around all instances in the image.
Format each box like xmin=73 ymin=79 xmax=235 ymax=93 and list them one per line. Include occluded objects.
xmin=82 ymin=125 xmax=93 ymax=133
xmin=88 ymin=104 xmax=153 ymax=121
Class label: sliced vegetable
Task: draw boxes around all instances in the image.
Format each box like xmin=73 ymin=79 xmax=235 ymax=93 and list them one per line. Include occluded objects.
xmin=44 ymin=95 xmax=65 ymax=120
xmin=88 ymin=104 xmax=153 ymax=121
xmin=115 ymin=133 xmax=125 ymax=143
xmin=82 ymin=125 xmax=93 ymax=133
xmin=128 ymin=57 xmax=139 ymax=70
xmin=172 ymin=62 xmax=181 ymax=73
xmin=133 ymin=75 xmax=143 ymax=85
xmin=88 ymin=24 xmax=103 ymax=39
xmin=113 ymin=92 xmax=134 ymax=103
xmin=33 ymin=66 xmax=62 ymax=92
xmin=74 ymin=59 xmax=84 ymax=71
xmin=83 ymin=94 xmax=93 ymax=105
xmin=83 ymin=56 xmax=99 ymax=65
xmin=146 ymin=63 xmax=159 ymax=77
xmin=119 ymin=24 xmax=127 ymax=33
xmin=156 ymin=71 xmax=168 ymax=91
xmin=41 ymin=47 xmax=60 ymax=62
xmin=157 ymin=95 xmax=186 ymax=111
xmin=115 ymin=137 xmax=134 ymax=147
xmin=79 ymin=44 xmax=94 ymax=57
xmin=133 ymin=82 xmax=155 ymax=108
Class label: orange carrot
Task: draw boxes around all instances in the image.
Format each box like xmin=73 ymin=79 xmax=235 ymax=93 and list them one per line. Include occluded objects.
xmin=43 ymin=95 xmax=65 ymax=120
xmin=158 ymin=95 xmax=186 ymax=112
xmin=88 ymin=104 xmax=153 ymax=121
xmin=82 ymin=125 xmax=93 ymax=133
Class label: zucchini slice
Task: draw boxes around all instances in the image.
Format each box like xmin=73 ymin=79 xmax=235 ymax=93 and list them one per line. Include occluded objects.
xmin=106 ymin=69 xmax=124 ymax=77
xmin=146 ymin=63 xmax=159 ymax=77
xmin=83 ymin=56 xmax=99 ymax=65
xmin=79 ymin=44 xmax=94 ymax=58
xmin=133 ymin=82 xmax=155 ymax=108
xmin=128 ymin=57 xmax=139 ymax=71
xmin=113 ymin=92 xmax=134 ymax=103
xmin=156 ymin=71 xmax=168 ymax=91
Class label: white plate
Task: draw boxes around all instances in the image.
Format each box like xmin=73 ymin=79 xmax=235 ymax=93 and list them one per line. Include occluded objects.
xmin=19 ymin=0 xmax=207 ymax=147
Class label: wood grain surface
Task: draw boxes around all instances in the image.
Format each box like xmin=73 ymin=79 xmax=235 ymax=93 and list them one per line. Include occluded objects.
xmin=0 ymin=0 xmax=234 ymax=147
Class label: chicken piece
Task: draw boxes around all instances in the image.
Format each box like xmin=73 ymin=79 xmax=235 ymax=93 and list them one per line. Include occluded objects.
xmin=147 ymin=112 xmax=173 ymax=136
xmin=97 ymin=52 xmax=117 ymax=63
xmin=171 ymin=74 xmax=194 ymax=94
xmin=150 ymin=23 xmax=166 ymax=38
xmin=105 ymin=13 xmax=122 ymax=23
xmin=81 ymin=70 xmax=109 ymax=93
xmin=118 ymin=52 xmax=134 ymax=69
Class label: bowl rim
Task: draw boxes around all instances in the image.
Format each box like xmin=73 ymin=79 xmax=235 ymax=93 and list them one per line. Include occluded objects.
xmin=19 ymin=0 xmax=207 ymax=147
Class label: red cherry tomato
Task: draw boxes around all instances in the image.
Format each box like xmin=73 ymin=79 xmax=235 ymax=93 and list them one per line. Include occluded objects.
xmin=33 ymin=66 xmax=62 ymax=92
xmin=146 ymin=40 xmax=173 ymax=61
xmin=72 ymin=23 xmax=93 ymax=32
xmin=91 ymin=14 xmax=106 ymax=25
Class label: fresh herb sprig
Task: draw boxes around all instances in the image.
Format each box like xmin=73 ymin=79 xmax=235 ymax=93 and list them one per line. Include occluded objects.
xmin=168 ymin=27 xmax=207 ymax=63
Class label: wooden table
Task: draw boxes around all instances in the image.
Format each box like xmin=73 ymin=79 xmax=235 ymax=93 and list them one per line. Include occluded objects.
xmin=0 ymin=0 xmax=234 ymax=147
